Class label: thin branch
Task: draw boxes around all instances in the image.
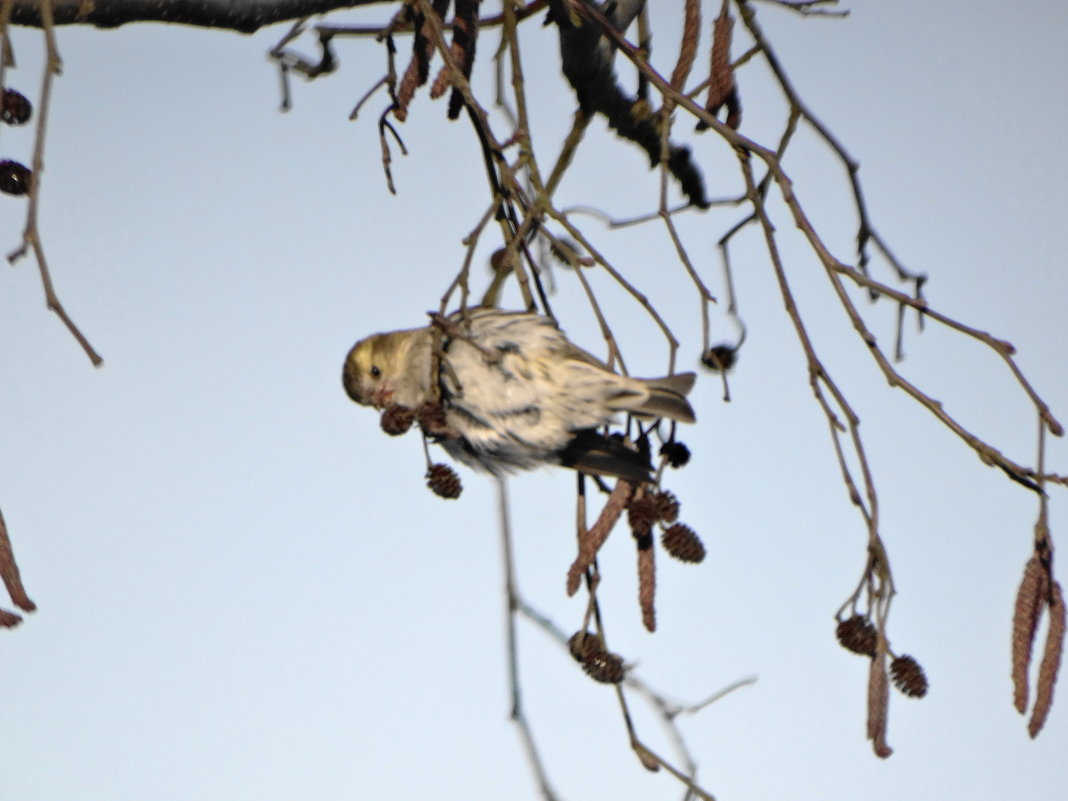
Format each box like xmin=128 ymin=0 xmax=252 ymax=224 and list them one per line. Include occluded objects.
xmin=6 ymin=0 xmax=102 ymax=365
xmin=497 ymin=478 xmax=562 ymax=801
xmin=586 ymin=0 xmax=1062 ymax=484
xmin=752 ymin=0 xmax=848 ymax=17
xmin=316 ymin=0 xmax=548 ymax=38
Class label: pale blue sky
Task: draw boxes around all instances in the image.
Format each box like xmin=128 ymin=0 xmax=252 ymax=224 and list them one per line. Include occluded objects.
xmin=1 ymin=2 xmax=1066 ymax=800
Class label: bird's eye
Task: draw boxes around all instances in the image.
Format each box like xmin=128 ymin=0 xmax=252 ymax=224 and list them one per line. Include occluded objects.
xmin=370 ymin=365 xmax=381 ymax=378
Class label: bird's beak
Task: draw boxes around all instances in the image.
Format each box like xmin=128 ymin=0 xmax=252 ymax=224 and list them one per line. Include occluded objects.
xmin=370 ymin=386 xmax=394 ymax=409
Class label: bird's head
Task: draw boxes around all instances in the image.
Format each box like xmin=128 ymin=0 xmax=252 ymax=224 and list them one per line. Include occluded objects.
xmin=342 ymin=328 xmax=433 ymax=410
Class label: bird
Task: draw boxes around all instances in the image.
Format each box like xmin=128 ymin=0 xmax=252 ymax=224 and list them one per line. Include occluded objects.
xmin=343 ymin=308 xmax=696 ymax=482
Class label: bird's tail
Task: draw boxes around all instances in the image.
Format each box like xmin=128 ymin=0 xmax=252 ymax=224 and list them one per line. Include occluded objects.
xmin=638 ymin=372 xmax=697 ymax=423
xmin=558 ymin=429 xmax=653 ymax=483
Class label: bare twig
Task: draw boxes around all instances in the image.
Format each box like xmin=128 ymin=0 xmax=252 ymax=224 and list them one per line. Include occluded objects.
xmin=497 ymin=479 xmax=562 ymax=801
xmin=7 ymin=0 xmax=102 ymax=365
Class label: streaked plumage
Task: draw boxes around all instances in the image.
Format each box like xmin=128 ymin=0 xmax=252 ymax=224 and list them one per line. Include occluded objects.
xmin=343 ymin=308 xmax=696 ymax=481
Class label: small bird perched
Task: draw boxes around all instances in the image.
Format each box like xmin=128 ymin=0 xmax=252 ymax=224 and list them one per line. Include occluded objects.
xmin=343 ymin=308 xmax=696 ymax=482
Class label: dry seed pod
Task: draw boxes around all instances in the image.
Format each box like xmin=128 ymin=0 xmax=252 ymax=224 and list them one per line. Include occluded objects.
xmin=867 ymin=649 xmax=893 ymax=758
xmin=445 ymin=0 xmax=479 ymax=120
xmin=488 ymin=247 xmax=511 ymax=275
xmin=890 ymin=654 xmax=929 ymax=698
xmin=653 ymin=490 xmax=680 ymax=524
xmin=637 ymin=542 xmax=656 ymax=631
xmin=583 ymin=651 xmax=625 ymax=684
xmin=0 ymin=160 xmax=31 ymax=196
xmin=1 ymin=89 xmax=32 ymax=125
xmin=380 ymin=405 xmax=415 ymax=436
xmin=701 ymin=343 xmax=739 ymax=372
xmin=660 ymin=523 xmax=705 ymax=563
xmin=392 ymin=7 xmax=433 ymax=122
xmin=668 ymin=0 xmax=699 ymax=90
xmin=659 ymin=441 xmax=691 ymax=468
xmin=567 ymin=629 xmax=625 ymax=683
xmin=627 ymin=494 xmax=658 ymax=537
xmin=1029 ymin=581 xmax=1065 ymax=738
xmin=425 ymin=463 xmax=462 ymax=499
xmin=1012 ymin=555 xmax=1047 ymax=713
xmin=548 ymin=237 xmax=587 ymax=268
xmin=416 ymin=401 xmax=454 ymax=438
xmin=836 ymin=615 xmax=878 ymax=657
xmin=567 ymin=629 xmax=605 ymax=663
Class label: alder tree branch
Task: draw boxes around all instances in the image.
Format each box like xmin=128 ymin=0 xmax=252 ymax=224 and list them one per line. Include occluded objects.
xmin=264 ymin=0 xmax=1065 ymax=777
xmin=7 ymin=0 xmax=1064 ymax=794
xmin=4 ymin=0 xmax=103 ymax=366
xmin=9 ymin=0 xmax=391 ymax=33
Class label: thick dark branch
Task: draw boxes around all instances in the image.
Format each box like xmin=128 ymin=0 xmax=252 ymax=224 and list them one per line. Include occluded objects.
xmin=10 ymin=0 xmax=392 ymax=33
xmin=547 ymin=0 xmax=709 ymax=208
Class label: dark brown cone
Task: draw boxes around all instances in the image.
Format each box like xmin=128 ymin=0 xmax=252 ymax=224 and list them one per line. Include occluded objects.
xmin=659 ymin=441 xmax=691 ymax=468
xmin=380 ymin=405 xmax=415 ymax=436
xmin=548 ymin=238 xmax=590 ymax=268
xmin=836 ymin=615 xmax=878 ymax=657
xmin=416 ymin=401 xmax=456 ymax=438
xmin=425 ymin=463 xmax=462 ymax=499
xmin=1 ymin=89 xmax=32 ymax=125
xmin=0 ymin=160 xmax=31 ymax=196
xmin=701 ymin=344 xmax=739 ymax=372
xmin=660 ymin=523 xmax=705 ymax=563
xmin=568 ymin=630 xmax=605 ymax=663
xmin=890 ymin=654 xmax=929 ymax=698
xmin=627 ymin=494 xmax=658 ymax=537
xmin=567 ymin=629 xmax=624 ymax=683
xmin=489 ymin=247 xmax=511 ymax=275
xmin=653 ymin=490 xmax=680 ymax=524
xmin=583 ymin=651 xmax=625 ymax=684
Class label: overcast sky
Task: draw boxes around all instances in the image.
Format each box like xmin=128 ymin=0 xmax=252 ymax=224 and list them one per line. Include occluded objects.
xmin=1 ymin=2 xmax=1066 ymax=800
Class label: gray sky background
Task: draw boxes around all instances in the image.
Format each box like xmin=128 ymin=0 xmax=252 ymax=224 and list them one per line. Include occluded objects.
xmin=2 ymin=2 xmax=1066 ymax=799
